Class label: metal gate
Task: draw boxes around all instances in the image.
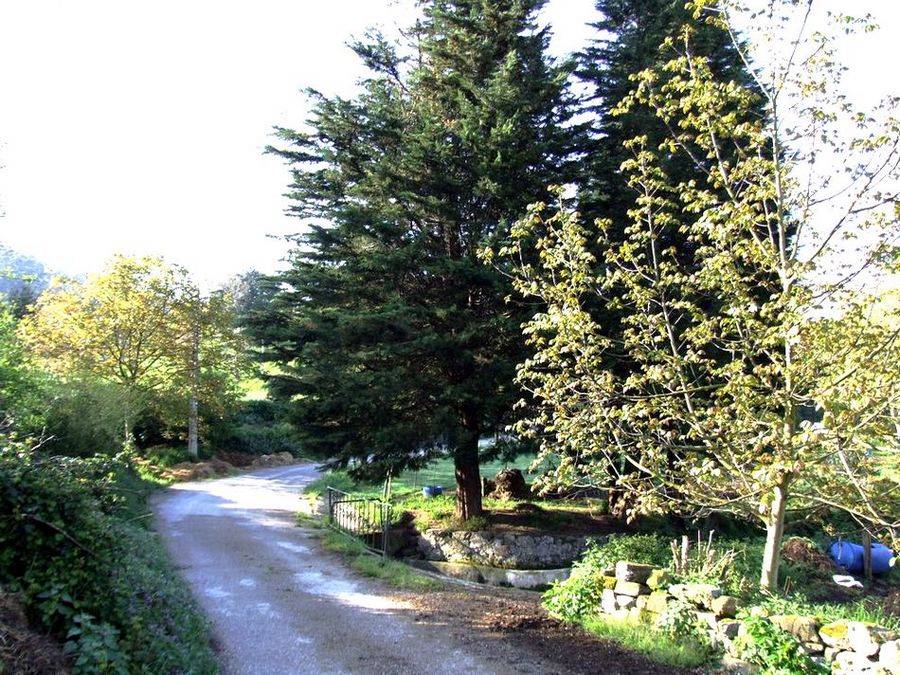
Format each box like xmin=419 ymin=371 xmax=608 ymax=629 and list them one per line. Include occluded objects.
xmin=325 ymin=487 xmax=392 ymax=558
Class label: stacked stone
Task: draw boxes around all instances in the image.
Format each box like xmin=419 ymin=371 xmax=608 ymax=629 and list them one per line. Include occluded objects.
xmin=594 ymin=559 xmax=899 ymax=674
xmin=769 ymin=615 xmax=898 ymax=674
xmin=596 ymin=561 xmax=740 ymax=627
xmin=417 ymin=530 xmax=602 ymax=569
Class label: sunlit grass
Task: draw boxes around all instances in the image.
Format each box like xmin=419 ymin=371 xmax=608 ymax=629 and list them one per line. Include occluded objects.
xmin=577 ymin=614 xmax=713 ymax=669
xmin=319 ymin=530 xmax=442 ymax=590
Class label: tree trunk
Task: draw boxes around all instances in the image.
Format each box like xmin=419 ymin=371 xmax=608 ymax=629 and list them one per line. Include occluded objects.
xmin=187 ymin=395 xmax=199 ymax=460
xmin=187 ymin=321 xmax=200 ymax=460
xmin=760 ymin=480 xmax=789 ymax=592
xmin=454 ymin=432 xmax=482 ymax=521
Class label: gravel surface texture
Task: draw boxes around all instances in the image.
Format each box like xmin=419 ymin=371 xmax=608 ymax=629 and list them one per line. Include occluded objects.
xmin=153 ymin=463 xmax=692 ymax=675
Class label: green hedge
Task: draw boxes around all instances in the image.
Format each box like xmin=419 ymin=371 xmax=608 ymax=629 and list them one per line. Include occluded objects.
xmin=0 ymin=446 xmax=217 ymax=673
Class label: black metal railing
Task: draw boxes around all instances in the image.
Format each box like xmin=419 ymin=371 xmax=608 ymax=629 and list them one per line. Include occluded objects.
xmin=325 ymin=487 xmax=392 ymax=558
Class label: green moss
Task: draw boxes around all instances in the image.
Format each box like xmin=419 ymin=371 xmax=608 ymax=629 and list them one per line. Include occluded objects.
xmin=819 ymin=621 xmax=848 ymax=639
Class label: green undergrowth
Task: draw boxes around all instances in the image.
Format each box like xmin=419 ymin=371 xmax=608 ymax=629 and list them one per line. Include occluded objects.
xmin=0 ymin=445 xmax=217 ymax=673
xmin=545 ymin=532 xmax=899 ymax=672
xmin=319 ymin=530 xmax=442 ymax=591
xmin=577 ymin=613 xmax=713 ymax=669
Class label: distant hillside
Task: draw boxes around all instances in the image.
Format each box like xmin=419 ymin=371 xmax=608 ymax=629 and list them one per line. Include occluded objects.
xmin=0 ymin=244 xmax=51 ymax=312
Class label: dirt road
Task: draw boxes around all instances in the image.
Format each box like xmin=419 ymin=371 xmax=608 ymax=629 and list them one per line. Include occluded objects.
xmin=153 ymin=463 xmax=509 ymax=674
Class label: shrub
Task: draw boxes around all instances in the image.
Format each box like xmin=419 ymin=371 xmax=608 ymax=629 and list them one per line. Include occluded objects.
xmin=0 ymin=444 xmax=216 ymax=673
xmin=736 ymin=615 xmax=827 ymax=675
xmin=207 ymin=400 xmax=302 ymax=456
xmin=142 ymin=444 xmax=198 ymax=468
xmin=42 ymin=379 xmax=132 ymax=456
xmin=303 ymin=470 xmax=367 ymax=497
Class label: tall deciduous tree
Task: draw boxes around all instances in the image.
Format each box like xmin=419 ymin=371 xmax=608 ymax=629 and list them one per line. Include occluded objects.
xmin=535 ymin=0 xmax=762 ymax=510
xmin=253 ymin=0 xmax=577 ymax=519
xmin=502 ymin=1 xmax=899 ymax=591
xmin=20 ymin=256 xmax=247 ymax=457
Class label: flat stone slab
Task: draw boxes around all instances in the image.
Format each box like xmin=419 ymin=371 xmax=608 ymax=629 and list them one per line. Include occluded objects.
xmin=405 ymin=559 xmax=571 ymax=590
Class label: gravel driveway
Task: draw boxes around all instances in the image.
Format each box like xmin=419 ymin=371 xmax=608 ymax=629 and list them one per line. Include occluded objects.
xmin=152 ymin=463 xmax=502 ymax=675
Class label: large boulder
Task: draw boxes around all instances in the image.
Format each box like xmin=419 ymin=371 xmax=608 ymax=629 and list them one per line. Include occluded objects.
xmin=616 ymin=595 xmax=637 ymax=610
xmin=832 ymin=650 xmax=880 ymax=674
xmin=879 ymin=639 xmax=900 ymax=671
xmin=614 ymin=580 xmax=648 ymax=597
xmin=489 ymin=469 xmax=531 ymax=500
xmin=711 ymin=595 xmax=738 ymax=619
xmin=645 ymin=591 xmax=669 ymax=614
xmin=601 ymin=588 xmax=618 ymax=614
xmin=820 ymin=620 xmax=852 ymax=650
xmin=669 ymin=582 xmax=722 ymax=609
xmin=646 ymin=568 xmax=671 ymax=589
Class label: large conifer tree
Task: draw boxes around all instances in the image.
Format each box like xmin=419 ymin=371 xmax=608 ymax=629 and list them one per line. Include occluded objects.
xmin=252 ymin=0 xmax=576 ymax=519
xmin=579 ymin=0 xmax=753 ymax=229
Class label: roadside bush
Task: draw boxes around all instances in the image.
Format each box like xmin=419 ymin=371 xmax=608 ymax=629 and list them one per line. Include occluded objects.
xmin=43 ymin=379 xmax=132 ymax=456
xmin=142 ymin=444 xmax=200 ymax=467
xmin=303 ymin=470 xmax=366 ymax=497
xmin=0 ymin=443 xmax=216 ymax=673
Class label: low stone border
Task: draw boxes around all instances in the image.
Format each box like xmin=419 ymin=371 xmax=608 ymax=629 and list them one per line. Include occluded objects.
xmin=406 ymin=558 xmax=571 ymax=590
xmin=417 ymin=530 xmax=604 ymax=569
xmin=596 ymin=560 xmax=898 ymax=674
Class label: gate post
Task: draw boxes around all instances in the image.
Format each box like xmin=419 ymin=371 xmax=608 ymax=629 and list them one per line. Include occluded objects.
xmin=326 ymin=487 xmax=334 ymax=525
xmin=382 ymin=502 xmax=389 ymax=560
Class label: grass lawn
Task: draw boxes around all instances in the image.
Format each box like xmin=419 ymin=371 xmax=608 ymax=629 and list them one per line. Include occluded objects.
xmin=304 ymin=452 xmax=615 ymax=534
xmin=304 ymin=451 xmax=538 ymax=498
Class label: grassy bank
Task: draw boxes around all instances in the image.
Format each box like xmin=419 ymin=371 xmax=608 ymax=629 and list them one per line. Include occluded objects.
xmin=0 ymin=447 xmax=217 ymax=673
xmin=313 ymin=525 xmax=442 ymax=591
xmin=578 ymin=614 xmax=713 ymax=669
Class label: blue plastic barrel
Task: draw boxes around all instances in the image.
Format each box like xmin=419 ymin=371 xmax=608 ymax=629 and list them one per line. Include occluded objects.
xmin=829 ymin=540 xmax=895 ymax=575
xmin=422 ymin=485 xmax=444 ymax=498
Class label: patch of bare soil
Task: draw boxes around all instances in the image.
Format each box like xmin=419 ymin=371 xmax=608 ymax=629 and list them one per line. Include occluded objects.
xmin=215 ymin=450 xmax=257 ymax=467
xmin=0 ymin=588 xmax=68 ymax=674
xmin=394 ymin=584 xmax=699 ymax=675
xmin=781 ymin=537 xmax=834 ymax=573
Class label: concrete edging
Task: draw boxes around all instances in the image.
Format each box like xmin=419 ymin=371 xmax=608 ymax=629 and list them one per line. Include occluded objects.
xmin=405 ymin=558 xmax=571 ymax=590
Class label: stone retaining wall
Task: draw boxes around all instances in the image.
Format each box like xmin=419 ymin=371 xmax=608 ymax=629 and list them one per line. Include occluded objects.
xmin=417 ymin=530 xmax=602 ymax=569
xmin=406 ymin=559 xmax=572 ymax=589
xmin=597 ymin=560 xmax=898 ymax=674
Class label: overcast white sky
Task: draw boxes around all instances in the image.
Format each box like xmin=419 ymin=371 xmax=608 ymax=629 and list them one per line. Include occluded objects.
xmin=0 ymin=1 xmax=896 ymax=288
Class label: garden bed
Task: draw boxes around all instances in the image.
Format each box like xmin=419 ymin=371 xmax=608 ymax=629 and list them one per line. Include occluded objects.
xmin=543 ymin=532 xmax=899 ymax=673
